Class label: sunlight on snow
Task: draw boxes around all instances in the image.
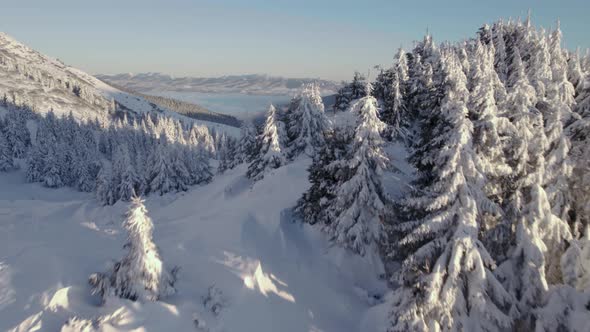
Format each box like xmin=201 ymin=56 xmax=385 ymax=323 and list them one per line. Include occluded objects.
xmin=243 ymin=262 xmax=296 ymax=303
xmin=215 ymin=251 xmax=296 ymax=303
xmin=0 ymin=262 xmax=16 ymax=311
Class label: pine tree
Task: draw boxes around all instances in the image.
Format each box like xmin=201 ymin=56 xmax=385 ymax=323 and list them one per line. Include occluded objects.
xmin=185 ymin=145 xmax=212 ymax=185
xmin=3 ymin=109 xmax=30 ymax=158
xmin=285 ymin=83 xmax=331 ymax=158
xmin=542 ymin=22 xmax=575 ymax=224
xmin=333 ymin=72 xmax=368 ymax=113
xmin=68 ymin=125 xmax=99 ymax=192
xmin=389 ymin=52 xmax=512 ymax=332
xmin=238 ymin=121 xmax=257 ymax=163
xmin=247 ymin=105 xmax=286 ymax=181
xmin=169 ymin=145 xmax=191 ymax=191
xmin=324 ymin=86 xmax=389 ymax=257
xmin=42 ymin=137 xmax=64 ymax=188
xmin=492 ymin=21 xmax=509 ymax=83
xmin=296 ymin=128 xmax=352 ymax=226
xmin=381 ymin=48 xmax=409 ymax=139
xmin=114 ymin=145 xmax=139 ymax=202
xmin=0 ymin=129 xmax=15 ymax=171
xmin=465 ymin=41 xmax=516 ymax=261
xmin=528 ymin=31 xmax=552 ymax=98
xmin=218 ymin=136 xmax=240 ymax=173
xmin=96 ymin=162 xmax=118 ymax=206
xmin=89 ymin=197 xmax=177 ymax=302
xmin=547 ymin=21 xmax=576 ymax=107
xmin=147 ymin=135 xmax=175 ymax=195
xmin=567 ymin=73 xmax=590 ymax=233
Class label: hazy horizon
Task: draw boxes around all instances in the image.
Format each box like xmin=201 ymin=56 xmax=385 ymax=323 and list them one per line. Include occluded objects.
xmin=1 ymin=0 xmax=589 ymax=81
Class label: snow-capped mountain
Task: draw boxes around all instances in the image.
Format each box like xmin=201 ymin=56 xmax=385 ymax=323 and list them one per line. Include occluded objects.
xmin=97 ymin=72 xmax=341 ymax=96
xmin=0 ymin=32 xmax=239 ymax=133
xmin=0 ymin=32 xmax=158 ymax=119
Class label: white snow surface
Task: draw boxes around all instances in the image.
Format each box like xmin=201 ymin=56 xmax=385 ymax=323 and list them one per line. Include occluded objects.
xmin=0 ymin=158 xmax=390 ymax=332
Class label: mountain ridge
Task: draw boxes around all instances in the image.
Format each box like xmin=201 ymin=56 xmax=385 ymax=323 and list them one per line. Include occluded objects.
xmin=97 ymin=72 xmax=341 ymax=96
xmin=0 ymin=32 xmax=239 ymax=132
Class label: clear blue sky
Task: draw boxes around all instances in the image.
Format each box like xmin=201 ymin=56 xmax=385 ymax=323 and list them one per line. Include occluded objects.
xmin=1 ymin=0 xmax=588 ymax=81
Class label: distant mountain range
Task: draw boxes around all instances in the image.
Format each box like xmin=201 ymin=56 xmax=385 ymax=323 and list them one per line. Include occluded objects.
xmin=96 ymin=73 xmax=341 ymax=96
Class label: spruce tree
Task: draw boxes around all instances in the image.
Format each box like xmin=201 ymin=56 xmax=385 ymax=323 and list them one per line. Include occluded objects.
xmin=147 ymin=135 xmax=175 ymax=195
xmin=96 ymin=162 xmax=117 ymax=206
xmin=238 ymin=121 xmax=257 ymax=163
xmin=389 ymin=52 xmax=512 ymax=332
xmin=3 ymin=109 xmax=30 ymax=158
xmin=285 ymin=83 xmax=331 ymax=158
xmin=324 ymin=85 xmax=389 ymax=257
xmin=114 ymin=145 xmax=139 ymax=202
xmin=381 ymin=48 xmax=409 ymax=139
xmin=89 ymin=197 xmax=177 ymax=302
xmin=295 ymin=128 xmax=352 ymax=226
xmin=0 ymin=130 xmax=15 ymax=171
xmin=567 ymin=73 xmax=590 ymax=233
xmin=246 ymin=105 xmax=286 ymax=181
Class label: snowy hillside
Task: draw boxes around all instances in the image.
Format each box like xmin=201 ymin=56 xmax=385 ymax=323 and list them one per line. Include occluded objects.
xmin=0 ymin=33 xmax=238 ymax=135
xmin=97 ymin=73 xmax=340 ymax=96
xmin=0 ymin=159 xmax=400 ymax=332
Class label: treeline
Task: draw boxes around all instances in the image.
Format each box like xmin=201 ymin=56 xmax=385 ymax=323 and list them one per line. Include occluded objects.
xmin=0 ymin=99 xmax=242 ymax=205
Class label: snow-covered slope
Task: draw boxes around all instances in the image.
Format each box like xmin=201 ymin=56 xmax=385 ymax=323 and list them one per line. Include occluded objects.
xmin=97 ymin=73 xmax=340 ymax=96
xmin=0 ymin=32 xmax=238 ymax=135
xmin=0 ymin=158 xmax=395 ymax=332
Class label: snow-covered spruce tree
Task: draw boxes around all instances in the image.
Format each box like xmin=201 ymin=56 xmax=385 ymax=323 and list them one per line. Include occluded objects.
xmin=491 ymin=21 xmax=509 ymax=84
xmin=285 ymin=83 xmax=331 ymax=158
xmin=528 ymin=29 xmax=552 ymax=98
xmin=295 ymin=127 xmax=352 ymax=226
xmin=548 ymin=21 xmax=576 ymax=107
xmin=567 ymin=50 xmax=585 ymax=97
xmin=113 ymin=144 xmax=139 ymax=202
xmin=246 ymin=104 xmax=286 ymax=181
xmin=380 ymin=48 xmax=410 ymax=140
xmin=333 ymin=71 xmax=368 ymax=113
xmin=89 ymin=197 xmax=177 ymax=302
xmin=372 ymin=66 xmax=395 ymax=101
xmin=169 ymin=145 xmax=191 ymax=192
xmin=542 ymin=22 xmax=576 ymax=224
xmin=218 ymin=136 xmax=239 ymax=173
xmin=147 ymin=134 xmax=180 ymax=195
xmin=3 ymin=109 xmax=31 ymax=158
xmin=188 ymin=124 xmax=216 ymax=158
xmin=238 ymin=121 xmax=257 ymax=163
xmin=406 ymin=54 xmax=446 ymax=187
xmin=389 ymin=52 xmax=512 ymax=332
xmin=323 ymin=84 xmax=389 ymax=257
xmin=0 ymin=129 xmax=15 ymax=171
xmin=96 ymin=162 xmax=118 ymax=206
xmin=534 ymin=284 xmax=590 ymax=332
xmin=560 ymin=225 xmax=590 ymax=291
xmin=184 ymin=145 xmax=212 ymax=185
xmin=73 ymin=126 xmax=100 ymax=192
xmin=466 ymin=40 xmax=515 ymax=260
xmin=567 ymin=74 xmax=590 ymax=233
xmin=41 ymin=135 xmax=64 ymax=188
xmin=494 ymin=46 xmax=572 ymax=328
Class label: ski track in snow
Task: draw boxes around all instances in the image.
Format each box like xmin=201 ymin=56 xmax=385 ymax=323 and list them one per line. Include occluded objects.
xmin=0 ymin=157 xmax=396 ymax=332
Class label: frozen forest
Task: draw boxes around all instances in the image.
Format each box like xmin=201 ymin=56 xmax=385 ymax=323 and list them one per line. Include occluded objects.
xmin=0 ymin=11 xmax=590 ymax=332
